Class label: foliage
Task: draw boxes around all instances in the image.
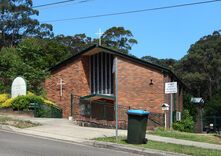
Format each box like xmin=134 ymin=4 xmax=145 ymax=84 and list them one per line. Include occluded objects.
xmin=173 ymin=110 xmax=195 ymax=132
xmin=0 ymin=0 xmax=53 ymax=48
xmin=43 ymin=99 xmax=57 ymax=107
xmin=101 ymin=27 xmax=138 ymax=54
xmin=1 ymin=98 xmax=15 ymax=108
xmin=175 ymin=31 xmax=221 ymax=100
xmin=183 ymin=93 xmax=197 ymax=121
xmin=0 ymin=47 xmax=24 ymax=93
xmin=27 ymin=91 xmax=35 ymax=96
xmin=0 ymin=38 xmax=71 ymax=94
xmin=11 ymin=95 xmax=43 ymax=110
xmin=0 ymin=92 xmax=62 ymax=118
xmin=205 ymin=91 xmax=221 ymax=116
xmin=10 ymin=94 xmax=58 ymax=111
xmin=55 ymin=27 xmax=137 ymax=55
xmin=17 ymin=38 xmax=72 ymax=70
xmin=33 ymin=104 xmax=62 ymax=118
xmin=141 ymin=55 xmax=177 ymax=70
xmin=54 ymin=33 xmax=93 ymax=53
xmin=0 ymin=93 xmax=9 ymax=104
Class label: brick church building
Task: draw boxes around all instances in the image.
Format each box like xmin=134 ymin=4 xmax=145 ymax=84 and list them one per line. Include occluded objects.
xmin=44 ymin=45 xmax=184 ymax=129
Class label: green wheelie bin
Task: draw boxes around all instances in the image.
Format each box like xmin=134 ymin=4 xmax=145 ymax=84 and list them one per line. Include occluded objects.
xmin=127 ymin=109 xmax=150 ymax=144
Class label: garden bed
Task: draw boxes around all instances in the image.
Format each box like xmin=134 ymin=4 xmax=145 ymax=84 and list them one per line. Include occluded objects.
xmin=0 ymin=115 xmax=40 ymax=128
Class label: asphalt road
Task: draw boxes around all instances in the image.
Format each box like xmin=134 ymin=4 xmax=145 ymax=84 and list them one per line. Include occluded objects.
xmin=0 ymin=130 xmax=140 ymax=156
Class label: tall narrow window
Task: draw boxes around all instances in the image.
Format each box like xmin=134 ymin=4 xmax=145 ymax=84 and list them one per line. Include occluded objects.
xmin=90 ymin=52 xmax=114 ymax=95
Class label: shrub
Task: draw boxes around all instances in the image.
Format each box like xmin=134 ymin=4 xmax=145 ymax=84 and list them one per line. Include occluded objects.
xmin=0 ymin=93 xmax=9 ymax=104
xmin=11 ymin=96 xmax=30 ymax=110
xmin=27 ymin=91 xmax=35 ymax=96
xmin=11 ymin=95 xmax=44 ymax=111
xmin=0 ymin=92 xmax=61 ymax=118
xmin=43 ymin=99 xmax=56 ymax=106
xmin=173 ymin=109 xmax=195 ymax=132
xmin=1 ymin=98 xmax=15 ymax=108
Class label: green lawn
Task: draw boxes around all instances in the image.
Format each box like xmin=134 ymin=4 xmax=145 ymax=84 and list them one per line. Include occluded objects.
xmin=0 ymin=115 xmax=40 ymax=128
xmin=148 ymin=128 xmax=221 ymax=145
xmin=95 ymin=136 xmax=221 ymax=156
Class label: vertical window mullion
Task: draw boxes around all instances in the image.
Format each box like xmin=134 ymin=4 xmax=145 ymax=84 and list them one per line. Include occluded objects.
xmin=101 ymin=53 xmax=103 ymax=94
xmin=93 ymin=55 xmax=96 ymax=94
xmin=97 ymin=53 xmax=100 ymax=94
xmin=111 ymin=55 xmax=114 ymax=94
xmin=109 ymin=54 xmax=111 ymax=94
xmin=89 ymin=56 xmax=92 ymax=93
xmin=107 ymin=54 xmax=109 ymax=94
xmin=105 ymin=53 xmax=108 ymax=94
xmin=103 ymin=53 xmax=105 ymax=94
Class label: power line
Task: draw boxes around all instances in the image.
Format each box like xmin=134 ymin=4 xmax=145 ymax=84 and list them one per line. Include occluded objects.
xmin=41 ymin=0 xmax=221 ymax=23
xmin=33 ymin=0 xmax=91 ymax=9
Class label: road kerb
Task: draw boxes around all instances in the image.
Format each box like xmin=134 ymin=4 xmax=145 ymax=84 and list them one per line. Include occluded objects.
xmin=85 ymin=140 xmax=189 ymax=156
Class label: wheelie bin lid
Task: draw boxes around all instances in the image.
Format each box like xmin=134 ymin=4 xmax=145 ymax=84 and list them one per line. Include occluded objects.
xmin=127 ymin=109 xmax=150 ymax=116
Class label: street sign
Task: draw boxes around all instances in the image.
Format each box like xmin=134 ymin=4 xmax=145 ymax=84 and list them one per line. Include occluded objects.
xmin=161 ymin=103 xmax=169 ymax=111
xmin=165 ymin=82 xmax=177 ymax=94
xmin=191 ymin=97 xmax=204 ymax=104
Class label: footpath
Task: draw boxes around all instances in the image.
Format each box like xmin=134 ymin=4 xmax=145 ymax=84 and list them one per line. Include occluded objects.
xmin=1 ymin=115 xmax=221 ymax=156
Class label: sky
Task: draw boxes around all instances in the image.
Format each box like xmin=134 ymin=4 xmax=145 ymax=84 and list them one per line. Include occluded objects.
xmin=33 ymin=0 xmax=221 ymax=60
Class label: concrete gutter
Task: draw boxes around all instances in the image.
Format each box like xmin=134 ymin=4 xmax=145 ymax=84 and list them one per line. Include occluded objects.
xmin=86 ymin=140 xmax=189 ymax=156
xmin=0 ymin=124 xmax=19 ymax=131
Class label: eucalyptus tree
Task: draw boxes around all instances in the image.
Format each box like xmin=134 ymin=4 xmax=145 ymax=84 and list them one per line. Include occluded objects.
xmin=0 ymin=0 xmax=53 ymax=48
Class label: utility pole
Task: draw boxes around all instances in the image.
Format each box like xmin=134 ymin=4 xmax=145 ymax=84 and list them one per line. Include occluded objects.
xmin=114 ymin=57 xmax=119 ymax=141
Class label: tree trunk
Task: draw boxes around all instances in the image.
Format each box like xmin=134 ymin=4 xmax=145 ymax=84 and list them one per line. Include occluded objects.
xmin=208 ymin=77 xmax=212 ymax=100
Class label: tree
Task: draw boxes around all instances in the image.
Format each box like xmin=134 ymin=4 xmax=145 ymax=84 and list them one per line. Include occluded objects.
xmin=0 ymin=0 xmax=53 ymax=48
xmin=205 ymin=91 xmax=221 ymax=116
xmin=54 ymin=27 xmax=138 ymax=55
xmin=0 ymin=47 xmax=27 ymax=93
xmin=101 ymin=27 xmax=137 ymax=54
xmin=0 ymin=38 xmax=71 ymax=94
xmin=17 ymin=38 xmax=72 ymax=69
xmin=54 ymin=33 xmax=93 ymax=54
xmin=175 ymin=31 xmax=221 ymax=100
xmin=142 ymin=55 xmax=177 ymax=70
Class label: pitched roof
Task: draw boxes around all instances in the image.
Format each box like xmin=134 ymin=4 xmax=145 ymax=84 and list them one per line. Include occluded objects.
xmin=49 ymin=44 xmax=185 ymax=87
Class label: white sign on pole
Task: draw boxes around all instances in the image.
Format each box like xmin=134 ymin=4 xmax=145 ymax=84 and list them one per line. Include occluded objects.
xmin=11 ymin=77 xmax=27 ymax=98
xmin=161 ymin=103 xmax=169 ymax=111
xmin=165 ymin=82 xmax=177 ymax=94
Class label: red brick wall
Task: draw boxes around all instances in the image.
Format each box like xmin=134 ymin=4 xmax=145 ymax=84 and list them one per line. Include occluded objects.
xmin=44 ymin=56 xmax=90 ymax=118
xmin=117 ymin=57 xmax=183 ymax=128
xmin=117 ymin=57 xmax=165 ymax=114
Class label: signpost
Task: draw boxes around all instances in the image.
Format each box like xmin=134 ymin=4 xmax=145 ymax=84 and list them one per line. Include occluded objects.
xmin=161 ymin=103 xmax=169 ymax=129
xmin=165 ymin=82 xmax=177 ymax=129
xmin=113 ymin=57 xmax=118 ymax=141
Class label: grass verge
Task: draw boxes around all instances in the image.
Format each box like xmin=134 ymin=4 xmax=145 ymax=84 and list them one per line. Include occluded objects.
xmin=148 ymin=128 xmax=221 ymax=145
xmin=0 ymin=116 xmax=40 ymax=128
xmin=95 ymin=136 xmax=221 ymax=156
